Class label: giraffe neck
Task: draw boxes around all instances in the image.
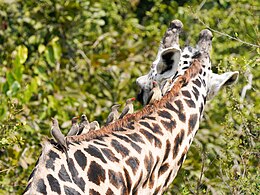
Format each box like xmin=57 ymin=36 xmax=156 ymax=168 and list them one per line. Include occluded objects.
xmin=24 ymin=59 xmax=208 ymax=195
xmin=135 ymin=61 xmax=207 ymax=192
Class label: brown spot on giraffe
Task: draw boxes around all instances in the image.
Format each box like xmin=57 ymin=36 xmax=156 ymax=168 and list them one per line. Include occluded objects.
xmin=141 ymin=115 xmax=156 ymax=120
xmin=111 ymin=139 xmax=129 ymax=157
xmin=36 ymin=179 xmax=47 ymax=194
xmin=148 ymin=157 xmax=160 ymax=189
xmin=160 ymin=119 xmax=176 ymax=133
xmin=178 ymin=146 xmax=189 ymax=166
xmin=93 ymin=140 xmax=108 ymax=147
xmin=105 ymin=188 xmax=114 ymax=195
xmin=58 ymin=164 xmax=71 ymax=182
xmin=127 ymin=132 xmax=145 ymax=144
xmin=46 ymin=150 xmax=60 ymax=171
xmin=47 ymin=174 xmax=61 ymax=194
xmin=153 ymin=185 xmax=162 ymax=195
xmin=67 ymin=158 xmax=85 ymax=191
xmin=123 ymin=168 xmax=132 ymax=194
xmin=101 ymin=148 xmax=119 ymax=163
xmin=163 ymin=139 xmax=171 ymax=162
xmin=182 ymin=90 xmax=191 ymax=98
xmin=173 ymin=129 xmax=185 ymax=159
xmin=163 ymin=100 xmax=186 ymax=123
xmin=108 ymin=169 xmax=125 ymax=189
xmin=188 ymin=114 xmax=198 ymax=135
xmin=192 ymin=86 xmax=200 ymax=100
xmin=184 ymin=98 xmax=196 ymax=108
xmin=64 ymin=186 xmax=81 ymax=195
xmin=163 ymin=170 xmax=173 ymax=188
xmin=133 ymin=171 xmax=143 ymax=193
xmin=140 ymin=129 xmax=162 ymax=148
xmin=174 ymin=100 xmax=186 ymax=123
xmin=199 ymin=102 xmax=204 ymax=117
xmin=144 ymin=152 xmax=154 ymax=175
xmin=112 ymin=133 xmax=142 ymax=154
xmin=158 ymin=163 xmax=170 ymax=176
xmin=193 ymin=78 xmax=202 ymax=87
xmin=158 ymin=110 xmax=172 ymax=120
xmin=151 ymin=122 xmax=163 ymax=135
xmin=84 ymin=145 xmax=106 ymax=163
xmin=87 ymin=161 xmax=105 ymax=185
xmin=126 ymin=157 xmax=140 ymax=174
xmin=74 ymin=150 xmax=87 ymax=170
xmin=89 ymin=189 xmax=101 ymax=195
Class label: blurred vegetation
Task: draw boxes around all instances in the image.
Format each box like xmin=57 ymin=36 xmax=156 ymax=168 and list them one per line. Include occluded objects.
xmin=0 ymin=0 xmax=259 ymax=194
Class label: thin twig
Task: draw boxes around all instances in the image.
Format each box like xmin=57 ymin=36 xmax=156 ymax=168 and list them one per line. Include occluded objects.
xmin=240 ymin=153 xmax=246 ymax=178
xmin=196 ymin=0 xmax=207 ymax=12
xmin=196 ymin=152 xmax=206 ymax=194
xmin=191 ymin=9 xmax=260 ymax=48
xmin=0 ymin=166 xmax=16 ymax=173
xmin=219 ymin=162 xmax=233 ymax=194
xmin=92 ymin=32 xmax=111 ymax=48
xmin=77 ymin=49 xmax=92 ymax=68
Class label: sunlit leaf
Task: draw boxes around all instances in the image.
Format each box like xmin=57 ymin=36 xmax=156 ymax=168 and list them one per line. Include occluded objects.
xmin=52 ymin=42 xmax=62 ymax=62
xmin=38 ymin=44 xmax=46 ymax=54
xmin=44 ymin=46 xmax=55 ymax=67
xmin=6 ymin=72 xmax=15 ymax=86
xmin=16 ymin=45 xmax=28 ymax=64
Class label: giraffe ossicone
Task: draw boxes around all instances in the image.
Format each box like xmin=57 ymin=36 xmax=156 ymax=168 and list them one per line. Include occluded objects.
xmin=24 ymin=19 xmax=239 ymax=195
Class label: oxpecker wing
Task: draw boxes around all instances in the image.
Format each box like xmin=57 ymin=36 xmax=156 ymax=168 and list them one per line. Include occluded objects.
xmin=105 ymin=104 xmax=120 ymax=125
xmin=89 ymin=121 xmax=100 ymax=131
xmin=78 ymin=114 xmax=89 ymax=135
xmin=119 ymin=97 xmax=135 ymax=119
xmin=50 ymin=118 xmax=66 ymax=148
xmin=147 ymin=81 xmax=162 ymax=104
xmin=67 ymin=116 xmax=79 ymax=136
xmin=162 ymin=79 xmax=173 ymax=95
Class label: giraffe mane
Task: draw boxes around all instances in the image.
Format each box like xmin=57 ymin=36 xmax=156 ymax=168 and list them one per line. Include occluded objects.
xmin=66 ymin=58 xmax=202 ymax=143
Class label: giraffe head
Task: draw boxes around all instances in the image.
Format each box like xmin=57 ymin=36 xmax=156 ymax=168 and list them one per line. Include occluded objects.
xmin=190 ymin=29 xmax=239 ymax=101
xmin=136 ymin=20 xmax=182 ymax=105
xmin=136 ymin=20 xmax=238 ymax=105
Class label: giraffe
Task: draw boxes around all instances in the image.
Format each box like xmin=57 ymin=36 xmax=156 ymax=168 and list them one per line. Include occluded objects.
xmin=23 ymin=20 xmax=239 ymax=195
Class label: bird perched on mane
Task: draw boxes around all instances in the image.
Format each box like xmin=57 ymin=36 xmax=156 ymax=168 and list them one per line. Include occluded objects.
xmin=147 ymin=81 xmax=162 ymax=104
xmin=77 ymin=114 xmax=89 ymax=135
xmin=51 ymin=118 xmax=66 ymax=149
xmin=67 ymin=116 xmax=79 ymax=136
xmin=89 ymin=121 xmax=100 ymax=131
xmin=161 ymin=78 xmax=173 ymax=95
xmin=105 ymin=104 xmax=120 ymax=126
xmin=119 ymin=97 xmax=135 ymax=119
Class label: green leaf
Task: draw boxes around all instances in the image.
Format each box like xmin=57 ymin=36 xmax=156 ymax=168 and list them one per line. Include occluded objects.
xmin=10 ymin=81 xmax=21 ymax=94
xmin=38 ymin=44 xmax=46 ymax=54
xmin=45 ymin=46 xmax=55 ymax=67
xmin=13 ymin=61 xmax=24 ymax=82
xmin=0 ymin=106 xmax=7 ymax=120
xmin=52 ymin=42 xmax=61 ymax=62
xmin=2 ymin=82 xmax=9 ymax=94
xmin=23 ymin=78 xmax=38 ymax=103
xmin=16 ymin=45 xmax=28 ymax=64
xmin=6 ymin=80 xmax=21 ymax=97
xmin=6 ymin=72 xmax=15 ymax=86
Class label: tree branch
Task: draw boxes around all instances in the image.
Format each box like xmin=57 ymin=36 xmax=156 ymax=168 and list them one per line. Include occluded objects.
xmin=191 ymin=8 xmax=260 ymax=48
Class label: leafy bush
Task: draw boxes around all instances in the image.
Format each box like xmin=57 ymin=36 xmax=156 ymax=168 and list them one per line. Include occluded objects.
xmin=0 ymin=0 xmax=259 ymax=194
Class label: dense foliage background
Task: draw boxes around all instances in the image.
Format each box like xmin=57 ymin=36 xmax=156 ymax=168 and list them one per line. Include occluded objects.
xmin=0 ymin=0 xmax=259 ymax=194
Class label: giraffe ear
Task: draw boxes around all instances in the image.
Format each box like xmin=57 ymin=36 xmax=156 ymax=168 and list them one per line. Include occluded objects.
xmin=207 ymin=71 xmax=239 ymax=100
xmin=156 ymin=47 xmax=181 ymax=76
